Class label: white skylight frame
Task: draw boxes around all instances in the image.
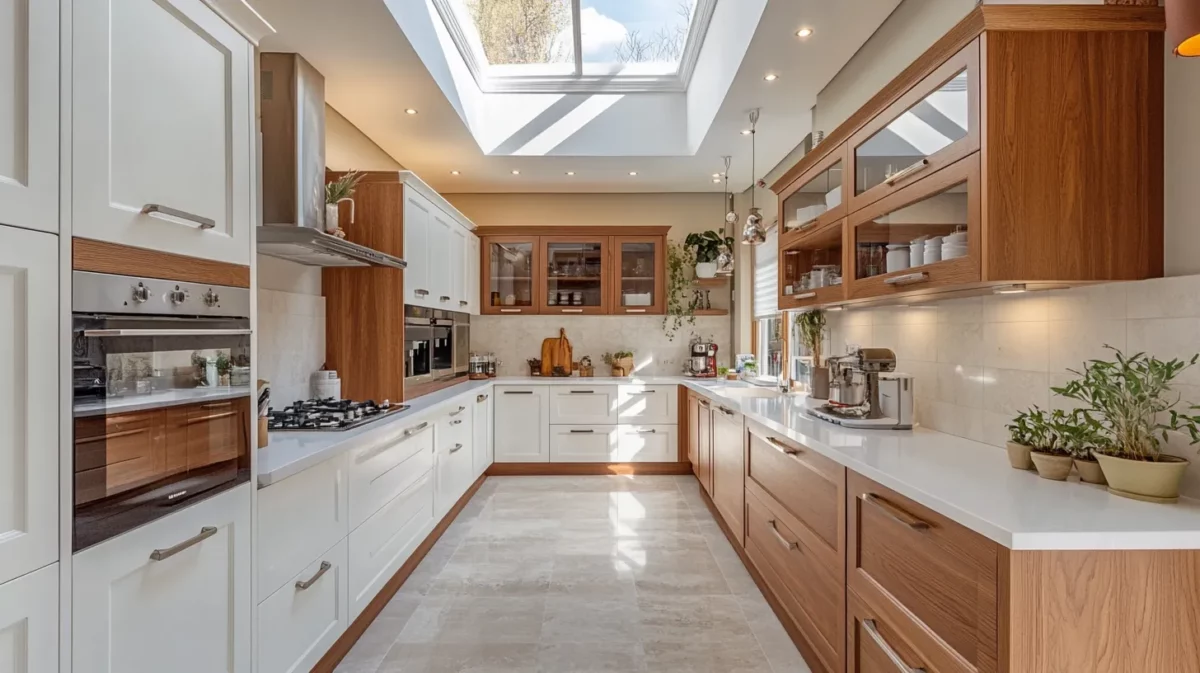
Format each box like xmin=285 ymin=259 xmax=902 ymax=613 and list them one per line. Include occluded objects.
xmin=431 ymin=0 xmax=719 ymax=94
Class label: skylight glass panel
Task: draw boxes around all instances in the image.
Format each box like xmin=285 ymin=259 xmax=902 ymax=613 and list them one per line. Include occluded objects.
xmin=449 ymin=0 xmax=576 ymax=75
xmin=581 ymin=0 xmax=698 ymax=76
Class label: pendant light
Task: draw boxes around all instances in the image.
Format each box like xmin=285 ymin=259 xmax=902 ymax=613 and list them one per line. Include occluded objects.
xmin=1169 ymin=0 xmax=1200 ymax=56
xmin=742 ymin=109 xmax=767 ymax=245
xmin=716 ymin=156 xmax=736 ymax=275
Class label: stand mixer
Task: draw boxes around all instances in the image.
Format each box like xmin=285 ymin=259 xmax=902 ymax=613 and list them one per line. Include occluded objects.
xmin=807 ymin=348 xmax=913 ymax=429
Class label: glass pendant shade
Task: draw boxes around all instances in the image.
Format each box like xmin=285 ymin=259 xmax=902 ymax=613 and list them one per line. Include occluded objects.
xmin=741 ymin=208 xmax=766 ymax=245
xmin=716 ymin=244 xmax=734 ymax=275
xmin=1169 ymin=0 xmax=1200 ymax=56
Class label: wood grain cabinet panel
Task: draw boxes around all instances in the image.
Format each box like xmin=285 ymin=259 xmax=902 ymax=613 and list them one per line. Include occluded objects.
xmin=74 ymin=411 xmax=168 ymax=505
xmin=182 ymin=399 xmax=248 ymax=469
xmin=694 ymin=396 xmax=713 ymax=495
xmin=848 ymin=472 xmax=999 ymax=673
xmin=710 ymin=403 xmax=745 ymax=545
xmin=686 ymin=393 xmax=700 ymax=466
xmin=848 ymin=589 xmax=969 ymax=673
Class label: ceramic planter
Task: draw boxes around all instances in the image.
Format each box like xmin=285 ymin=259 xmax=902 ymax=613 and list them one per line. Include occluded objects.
xmin=695 ymin=262 xmax=717 ymax=279
xmin=1006 ymin=442 xmax=1035 ymax=470
xmin=1094 ymin=453 xmax=1190 ymax=503
xmin=1030 ymin=451 xmax=1074 ymax=481
xmin=1073 ymin=458 xmax=1108 ymax=486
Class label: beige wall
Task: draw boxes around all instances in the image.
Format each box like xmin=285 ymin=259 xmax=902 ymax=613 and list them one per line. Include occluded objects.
xmin=325 ymin=105 xmax=405 ymax=172
xmin=1165 ymin=47 xmax=1200 ymax=276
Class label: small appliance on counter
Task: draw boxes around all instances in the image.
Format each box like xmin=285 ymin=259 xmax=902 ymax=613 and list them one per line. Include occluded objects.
xmin=806 ymin=348 xmax=913 ymax=429
xmin=311 ymin=369 xmax=341 ymax=399
xmin=266 ymin=398 xmax=409 ymax=431
xmin=689 ymin=341 xmax=719 ymax=378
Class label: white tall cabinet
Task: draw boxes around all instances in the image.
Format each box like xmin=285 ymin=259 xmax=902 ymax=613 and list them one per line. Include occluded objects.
xmin=0 ymin=564 xmax=59 ymax=673
xmin=399 ymin=174 xmax=479 ymax=313
xmin=0 ymin=0 xmax=59 ymax=234
xmin=70 ymin=0 xmax=255 ymax=265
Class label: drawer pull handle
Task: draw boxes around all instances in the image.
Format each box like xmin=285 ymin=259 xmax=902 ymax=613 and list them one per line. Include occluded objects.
xmin=450 ymin=419 xmax=463 ymax=426
xmin=718 ymin=406 xmax=735 ymax=416
xmin=450 ymin=443 xmax=464 ymax=453
xmin=185 ymin=411 xmax=238 ymax=424
xmin=356 ymin=422 xmax=429 ymax=464
xmin=698 ymin=399 xmax=710 ymax=408
xmin=504 ymin=390 xmax=534 ymax=395
xmin=862 ymin=493 xmax=931 ymax=531
xmin=883 ymin=158 xmax=930 ymax=186
xmin=863 ymin=619 xmax=926 ymax=672
xmin=150 ymin=526 xmax=217 ymax=561
xmin=765 ymin=436 xmax=800 ymax=455
xmin=884 ymin=272 xmax=930 ymax=287
xmin=477 ymin=394 xmax=489 ymax=402
xmin=635 ymin=429 xmax=657 ymax=435
xmin=403 ymin=421 xmax=431 ymax=438
xmin=141 ymin=203 xmax=216 ymax=230
xmin=295 ymin=561 xmax=332 ymax=590
xmin=569 ymin=429 xmax=595 ymax=434
xmin=793 ymin=291 xmax=817 ymax=300
xmin=440 ymin=296 xmax=451 ymax=302
xmin=767 ymin=519 xmax=799 ymax=551
xmin=569 ymin=390 xmax=596 ymax=394
xmin=450 ymin=405 xmax=466 ymax=416
xmin=459 ymin=300 xmax=468 ymax=306
xmin=627 ymin=390 xmax=656 ymax=395
xmin=415 ymin=289 xmax=430 ymax=296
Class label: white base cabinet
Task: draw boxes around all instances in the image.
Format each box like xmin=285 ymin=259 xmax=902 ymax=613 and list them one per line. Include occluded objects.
xmin=549 ymin=385 xmax=619 ymax=425
xmin=73 ymin=484 xmax=252 ymax=673
xmin=348 ymin=471 xmax=433 ymax=618
xmin=549 ymin=425 xmax=678 ymax=463
xmin=435 ymin=402 xmax=474 ymax=519
xmin=617 ymin=384 xmax=678 ymax=425
xmin=494 ymin=386 xmax=551 ymax=463
xmin=0 ymin=563 xmax=58 ymax=673
xmin=472 ymin=390 xmax=494 ymax=477
xmin=258 ymin=539 xmax=349 ymax=673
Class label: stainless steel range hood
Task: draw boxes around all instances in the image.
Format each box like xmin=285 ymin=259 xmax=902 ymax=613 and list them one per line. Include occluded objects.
xmin=257 ymin=53 xmax=405 ymax=269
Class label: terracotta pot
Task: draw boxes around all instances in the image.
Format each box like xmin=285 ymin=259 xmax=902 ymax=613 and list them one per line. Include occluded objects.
xmin=1006 ymin=442 xmax=1035 ymax=471
xmin=1073 ymin=458 xmax=1107 ymax=486
xmin=1030 ymin=452 xmax=1073 ymax=481
xmin=1094 ymin=453 xmax=1190 ymax=503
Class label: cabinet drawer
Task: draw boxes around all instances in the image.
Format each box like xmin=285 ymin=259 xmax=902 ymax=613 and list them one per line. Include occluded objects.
xmin=615 ymin=425 xmax=676 ymax=462
xmin=548 ymin=386 xmax=618 ymax=424
xmin=258 ymin=454 xmax=349 ymax=601
xmin=549 ymin=425 xmax=616 ymax=462
xmin=848 ymin=472 xmax=998 ymax=672
xmin=848 ymin=589 xmax=970 ymax=673
xmin=348 ymin=470 xmax=433 ymax=618
xmin=349 ymin=419 xmax=435 ymax=529
xmin=747 ymin=421 xmax=843 ymax=559
xmin=745 ymin=491 xmax=842 ymax=673
xmin=616 ymin=385 xmax=677 ymax=424
xmin=258 ymin=539 xmax=349 ymax=673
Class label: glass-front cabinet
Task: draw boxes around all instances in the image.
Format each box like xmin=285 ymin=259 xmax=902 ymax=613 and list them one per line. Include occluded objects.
xmin=540 ymin=237 xmax=610 ymax=314
xmin=781 ymin=152 xmax=845 ymax=246
xmin=481 ymin=236 xmax=539 ymax=314
xmin=780 ymin=222 xmax=846 ymax=309
xmin=847 ymin=153 xmax=980 ymax=300
xmin=849 ymin=40 xmax=978 ymax=212
xmin=612 ymin=236 xmax=665 ymax=314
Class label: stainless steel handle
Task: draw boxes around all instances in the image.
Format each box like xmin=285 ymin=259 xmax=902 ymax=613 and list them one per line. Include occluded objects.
xmin=569 ymin=390 xmax=596 ymax=394
xmin=356 ymin=422 xmax=429 ymax=464
xmin=635 ymin=429 xmax=657 ymax=434
xmin=404 ymin=421 xmax=430 ymax=438
xmin=797 ymin=218 xmax=820 ymax=232
xmin=477 ymin=394 xmax=489 ymax=402
xmin=84 ymin=329 xmax=252 ymax=337
xmin=794 ymin=291 xmax=817 ymax=300
xmin=625 ymin=309 xmax=647 ymax=313
xmin=884 ymin=272 xmax=930 ymax=287
xmin=450 ymin=419 xmax=463 ymax=426
xmin=561 ymin=308 xmax=584 ymax=313
xmin=718 ymin=406 xmax=735 ymax=416
xmin=883 ymin=158 xmax=930 ymax=186
xmin=627 ymin=390 xmax=656 ymax=395
xmin=569 ymin=429 xmax=595 ymax=434
xmin=149 ymin=526 xmax=217 ymax=561
xmin=450 ymin=443 xmax=464 ymax=453
xmin=440 ymin=296 xmax=451 ymax=302
xmin=459 ymin=300 xmax=468 ymax=306
xmin=295 ymin=561 xmax=332 ymax=590
xmin=141 ymin=203 xmax=216 ymax=230
xmin=862 ymin=493 xmax=931 ymax=531
xmin=504 ymin=390 xmax=534 ymax=395
xmin=450 ymin=406 xmax=466 ymax=416
xmin=698 ymin=399 xmax=711 ymax=408
xmin=766 ymin=436 xmax=801 ymax=456
xmin=415 ymin=289 xmax=430 ymax=296
xmin=863 ymin=619 xmax=925 ymax=672
xmin=499 ymin=308 xmax=521 ymax=313
xmin=768 ymin=519 xmax=799 ymax=551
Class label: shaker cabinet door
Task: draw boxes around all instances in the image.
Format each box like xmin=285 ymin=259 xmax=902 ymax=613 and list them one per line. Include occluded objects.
xmin=0 ymin=0 xmax=58 ymax=233
xmin=494 ymin=386 xmax=550 ymax=463
xmin=71 ymin=0 xmax=254 ymax=265
xmin=0 ymin=564 xmax=59 ymax=673
xmin=404 ymin=189 xmax=432 ymax=306
xmin=0 ymin=225 xmax=58 ymax=586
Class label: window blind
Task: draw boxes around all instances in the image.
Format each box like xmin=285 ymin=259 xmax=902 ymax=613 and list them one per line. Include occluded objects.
xmin=753 ymin=226 xmax=778 ymax=318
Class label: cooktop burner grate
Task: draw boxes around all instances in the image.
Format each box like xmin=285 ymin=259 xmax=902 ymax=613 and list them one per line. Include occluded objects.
xmin=266 ymin=398 xmax=409 ymax=431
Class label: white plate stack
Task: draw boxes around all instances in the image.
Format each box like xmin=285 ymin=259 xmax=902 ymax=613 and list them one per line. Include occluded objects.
xmin=942 ymin=230 xmax=968 ymax=260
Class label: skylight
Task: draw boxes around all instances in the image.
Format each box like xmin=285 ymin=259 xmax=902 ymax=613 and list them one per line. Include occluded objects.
xmin=434 ymin=0 xmax=717 ymax=92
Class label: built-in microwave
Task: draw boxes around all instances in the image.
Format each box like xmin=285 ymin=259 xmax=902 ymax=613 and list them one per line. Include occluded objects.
xmin=71 ymin=271 xmax=253 ymax=552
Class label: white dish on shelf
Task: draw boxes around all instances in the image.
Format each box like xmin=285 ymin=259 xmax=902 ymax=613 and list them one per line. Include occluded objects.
xmin=825 ymin=188 xmax=842 ymax=209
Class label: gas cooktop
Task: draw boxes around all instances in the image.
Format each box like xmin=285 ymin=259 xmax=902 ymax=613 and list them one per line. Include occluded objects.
xmin=267 ymin=398 xmax=409 ymax=432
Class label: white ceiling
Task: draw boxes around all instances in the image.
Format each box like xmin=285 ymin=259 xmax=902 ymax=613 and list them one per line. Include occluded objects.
xmin=254 ymin=0 xmax=902 ymax=194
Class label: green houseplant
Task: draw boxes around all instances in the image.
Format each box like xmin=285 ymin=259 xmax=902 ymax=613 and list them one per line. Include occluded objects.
xmin=324 ymin=170 xmax=364 ymax=235
xmin=1005 ymin=410 xmax=1038 ymax=471
xmin=795 ymin=310 xmax=829 ymax=398
xmin=1052 ymin=347 xmax=1200 ymax=502
xmin=1029 ymin=408 xmax=1076 ymax=481
xmin=662 ymin=241 xmax=697 ymax=340
xmin=684 ymin=230 xmax=734 ymax=279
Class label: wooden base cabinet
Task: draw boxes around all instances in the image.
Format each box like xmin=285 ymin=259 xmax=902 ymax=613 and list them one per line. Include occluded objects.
xmin=73 ymin=484 xmax=252 ymax=673
xmin=0 ymin=563 xmax=58 ymax=673
xmin=710 ymin=404 xmax=745 ymax=545
xmin=692 ymin=394 xmax=713 ymax=495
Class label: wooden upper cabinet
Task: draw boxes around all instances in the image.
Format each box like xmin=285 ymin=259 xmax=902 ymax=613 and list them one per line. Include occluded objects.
xmin=481 ymin=236 xmax=540 ymax=315
xmin=848 ymin=40 xmax=980 ymax=214
xmin=540 ymin=236 xmax=610 ymax=315
xmin=779 ymin=146 xmax=848 ymax=250
xmin=612 ymin=236 xmax=665 ymax=315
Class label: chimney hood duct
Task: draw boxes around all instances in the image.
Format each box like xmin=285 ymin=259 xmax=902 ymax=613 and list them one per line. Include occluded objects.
xmin=257 ymin=53 xmax=405 ymax=269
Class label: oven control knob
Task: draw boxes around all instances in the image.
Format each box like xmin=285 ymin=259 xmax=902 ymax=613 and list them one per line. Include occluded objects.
xmin=203 ymin=290 xmax=220 ymax=307
xmin=131 ymin=283 xmax=151 ymax=303
xmin=169 ymin=289 xmax=187 ymax=305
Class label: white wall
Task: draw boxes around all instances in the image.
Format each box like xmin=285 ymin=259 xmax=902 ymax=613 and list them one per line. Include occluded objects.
xmin=325 ymin=104 xmax=405 ymax=172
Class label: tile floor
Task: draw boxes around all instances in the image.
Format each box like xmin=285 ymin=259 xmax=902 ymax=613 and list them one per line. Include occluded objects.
xmin=335 ymin=475 xmax=811 ymax=673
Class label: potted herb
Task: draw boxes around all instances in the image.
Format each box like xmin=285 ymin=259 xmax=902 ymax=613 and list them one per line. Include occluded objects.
xmin=602 ymin=351 xmax=635 ymax=377
xmin=324 ymin=170 xmax=364 ymax=235
xmin=1060 ymin=413 xmax=1110 ymax=486
xmin=1024 ymin=408 xmax=1076 ymax=481
xmin=1052 ymin=347 xmax=1200 ymax=502
xmin=795 ymin=310 xmax=829 ymax=399
xmin=685 ymin=230 xmax=734 ymax=279
xmin=1005 ymin=410 xmax=1037 ymax=470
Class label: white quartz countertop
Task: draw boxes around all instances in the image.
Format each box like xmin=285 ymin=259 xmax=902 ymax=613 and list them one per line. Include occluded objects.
xmin=256 ymin=375 xmax=1200 ymax=550
xmin=75 ymin=385 xmax=252 ymax=417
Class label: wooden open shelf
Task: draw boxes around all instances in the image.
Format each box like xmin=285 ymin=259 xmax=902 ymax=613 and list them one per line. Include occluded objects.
xmin=693 ymin=309 xmax=729 ymax=317
xmin=692 ymin=277 xmax=729 ymax=289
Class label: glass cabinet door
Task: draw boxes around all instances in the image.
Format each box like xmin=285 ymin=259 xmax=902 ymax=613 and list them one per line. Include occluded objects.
xmin=780 ymin=223 xmax=846 ymax=309
xmin=613 ymin=236 xmax=664 ymax=314
xmin=483 ymin=237 xmax=538 ymax=314
xmin=782 ymin=157 xmax=844 ymax=238
xmin=850 ymin=42 xmax=978 ymax=211
xmin=541 ymin=237 xmax=609 ymax=314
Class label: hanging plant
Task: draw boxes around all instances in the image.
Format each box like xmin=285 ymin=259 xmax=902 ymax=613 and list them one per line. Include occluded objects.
xmin=662 ymin=241 xmax=697 ymax=341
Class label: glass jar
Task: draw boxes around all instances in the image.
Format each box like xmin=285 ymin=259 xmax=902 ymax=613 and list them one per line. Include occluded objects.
xmin=468 ymin=353 xmax=489 ymax=380
xmin=486 ymin=353 xmax=497 ymax=378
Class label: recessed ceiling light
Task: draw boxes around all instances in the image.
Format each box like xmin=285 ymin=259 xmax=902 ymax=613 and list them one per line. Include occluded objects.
xmin=797 ymin=27 xmax=813 ymax=38
xmin=712 ymin=178 xmax=721 ymax=183
xmin=405 ymin=108 xmax=418 ymax=115
xmin=741 ymin=129 xmax=752 ymax=136
xmin=511 ymin=170 xmax=520 ymax=175
xmin=450 ymin=170 xmax=460 ymax=175
xmin=712 ymin=173 xmax=721 ymax=178
xmin=565 ymin=171 xmax=575 ymax=176
xmin=764 ymin=73 xmax=778 ymax=81
xmin=629 ymin=171 xmax=638 ymax=176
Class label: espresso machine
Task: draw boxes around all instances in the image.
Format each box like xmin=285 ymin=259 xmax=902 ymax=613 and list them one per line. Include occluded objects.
xmin=689 ymin=341 xmax=719 ymax=378
xmin=807 ymin=348 xmax=913 ymax=429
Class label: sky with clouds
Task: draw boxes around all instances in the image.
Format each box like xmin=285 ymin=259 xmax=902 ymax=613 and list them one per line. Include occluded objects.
xmin=579 ymin=0 xmax=696 ymax=61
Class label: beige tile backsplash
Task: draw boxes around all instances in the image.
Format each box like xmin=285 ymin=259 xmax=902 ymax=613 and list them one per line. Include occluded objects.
xmin=257 ymin=289 xmax=326 ymax=405
xmin=825 ymin=275 xmax=1200 ymax=497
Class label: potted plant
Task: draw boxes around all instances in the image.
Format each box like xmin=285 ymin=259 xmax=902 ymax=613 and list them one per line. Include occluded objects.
xmin=1052 ymin=347 xmax=1200 ymax=502
xmin=602 ymin=350 xmax=635 ymax=377
xmin=662 ymin=241 xmax=697 ymax=340
xmin=685 ymin=230 xmax=734 ymax=279
xmin=1005 ymin=410 xmax=1037 ymax=470
xmin=324 ymin=170 xmax=364 ymax=236
xmin=795 ymin=310 xmax=829 ymax=399
xmin=1025 ymin=408 xmax=1076 ymax=481
xmin=1060 ymin=413 xmax=1110 ymax=486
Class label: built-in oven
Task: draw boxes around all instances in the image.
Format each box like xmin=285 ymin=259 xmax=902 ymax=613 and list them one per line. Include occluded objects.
xmin=404 ymin=305 xmax=433 ymax=387
xmin=71 ymin=271 xmax=252 ymax=552
xmin=452 ymin=313 xmax=470 ymax=376
xmin=431 ymin=311 xmax=454 ymax=380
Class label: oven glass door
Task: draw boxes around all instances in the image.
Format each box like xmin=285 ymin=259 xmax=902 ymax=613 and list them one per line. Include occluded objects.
xmin=405 ymin=323 xmax=432 ymax=382
xmin=72 ymin=314 xmax=252 ymax=551
xmin=432 ymin=325 xmax=453 ymax=376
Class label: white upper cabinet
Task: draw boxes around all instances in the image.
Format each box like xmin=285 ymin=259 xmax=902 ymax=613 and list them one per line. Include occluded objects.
xmin=404 ymin=188 xmax=432 ymax=305
xmin=0 ymin=226 xmax=57 ymax=586
xmin=74 ymin=484 xmax=252 ymax=673
xmin=71 ymin=0 xmax=254 ymax=265
xmin=429 ymin=211 xmax=453 ymax=307
xmin=466 ymin=234 xmax=480 ymax=315
xmin=0 ymin=0 xmax=58 ymax=234
xmin=450 ymin=224 xmax=468 ymax=311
